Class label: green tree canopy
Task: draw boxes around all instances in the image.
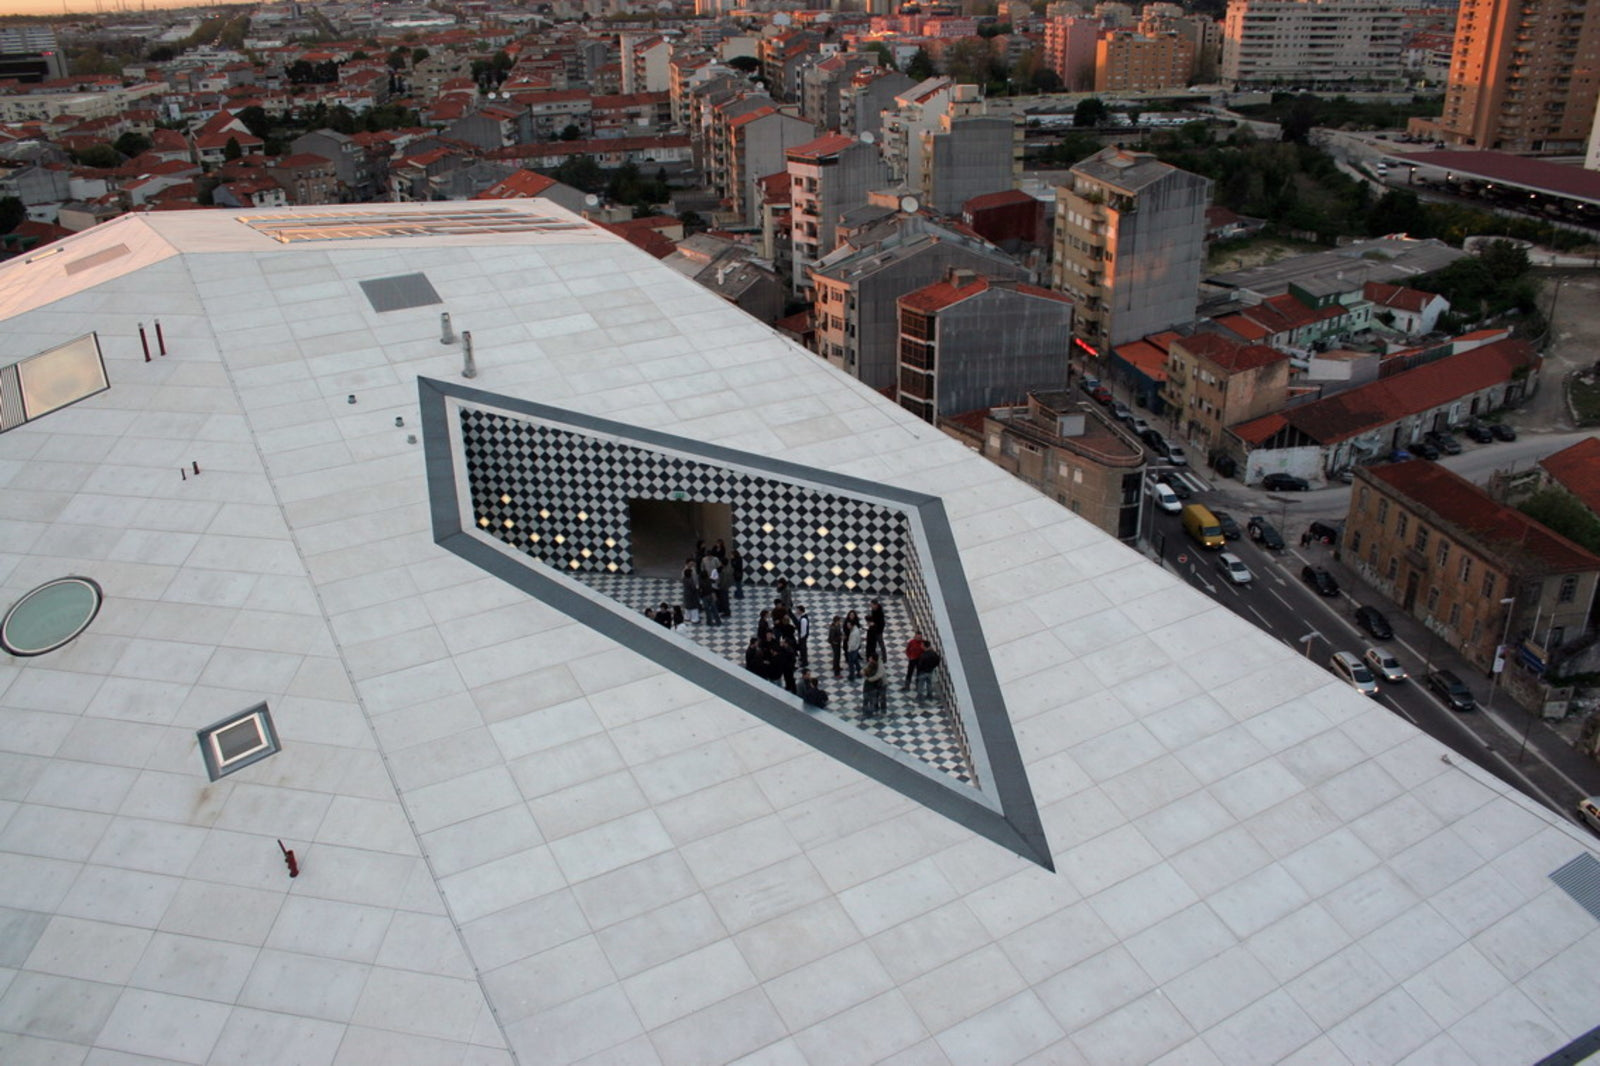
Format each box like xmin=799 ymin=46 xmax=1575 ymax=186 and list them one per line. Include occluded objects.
xmin=223 ymin=136 xmax=243 ymax=161
xmin=1073 ymin=97 xmax=1109 ymax=127
xmin=1519 ymin=487 xmax=1600 ymax=556
xmin=72 ymin=144 xmax=122 ymax=168
xmin=906 ymin=48 xmax=936 ymax=81
xmin=864 ymin=42 xmax=896 ymax=70
xmin=727 ymin=55 xmax=760 ymax=74
xmin=113 ymin=131 xmax=152 ymax=158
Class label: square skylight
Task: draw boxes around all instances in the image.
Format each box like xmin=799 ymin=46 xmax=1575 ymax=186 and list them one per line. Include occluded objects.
xmin=197 ymin=703 xmax=280 ymax=780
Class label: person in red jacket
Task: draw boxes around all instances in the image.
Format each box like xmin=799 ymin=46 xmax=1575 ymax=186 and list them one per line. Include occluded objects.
xmin=902 ymin=632 xmax=926 ymax=691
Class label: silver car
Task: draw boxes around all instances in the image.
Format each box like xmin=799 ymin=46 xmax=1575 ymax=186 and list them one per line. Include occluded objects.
xmin=1219 ymin=552 xmax=1253 ymax=585
xmin=1330 ymin=651 xmax=1379 ymax=696
xmin=1363 ymin=647 xmax=1406 ymax=683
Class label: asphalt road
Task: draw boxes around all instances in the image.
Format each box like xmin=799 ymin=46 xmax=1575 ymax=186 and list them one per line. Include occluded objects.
xmin=1144 ymin=474 xmax=1600 ymax=830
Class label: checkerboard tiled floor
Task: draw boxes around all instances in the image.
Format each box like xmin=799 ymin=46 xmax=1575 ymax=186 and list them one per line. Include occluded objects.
xmin=574 ymin=572 xmax=974 ymax=783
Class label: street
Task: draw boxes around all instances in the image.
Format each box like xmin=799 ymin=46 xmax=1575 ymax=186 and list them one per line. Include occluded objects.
xmin=1143 ymin=464 xmax=1600 ymax=831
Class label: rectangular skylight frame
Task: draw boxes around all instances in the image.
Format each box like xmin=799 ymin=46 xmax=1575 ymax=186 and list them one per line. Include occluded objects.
xmin=1 ymin=333 xmax=108 ymax=433
xmin=236 ymin=208 xmax=594 ymax=244
xmin=197 ymin=702 xmax=280 ymax=780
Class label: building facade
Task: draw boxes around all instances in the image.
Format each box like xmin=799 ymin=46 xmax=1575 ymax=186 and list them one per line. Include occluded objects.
xmin=1436 ymin=0 xmax=1600 ymax=152
xmin=1052 ymin=148 xmax=1211 ymax=351
xmin=1161 ymin=333 xmax=1289 ymax=456
xmin=896 ymin=272 xmax=1074 ymax=423
xmin=1346 ymin=461 xmax=1600 ymax=675
xmin=1221 ymin=0 xmax=1407 ymax=90
xmin=1095 ymin=31 xmax=1197 ymax=92
xmin=916 ymin=113 xmax=1021 ymax=216
xmin=788 ymin=134 xmax=890 ymax=293
xmin=1043 ymin=16 xmax=1101 ymax=90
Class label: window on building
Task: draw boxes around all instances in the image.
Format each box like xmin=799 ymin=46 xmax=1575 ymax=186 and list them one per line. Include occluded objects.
xmin=1396 ymin=514 xmax=1408 ymax=538
xmin=1459 ymin=557 xmax=1472 ymax=583
xmin=1436 ymin=542 xmax=1449 ymax=568
xmin=1559 ymin=575 xmax=1578 ymax=604
xmin=1387 ymin=557 xmax=1398 ymax=580
xmin=1426 ymin=588 xmax=1439 ymax=612
xmin=1414 ymin=527 xmax=1428 ymax=552
xmin=1448 ymin=603 xmax=1460 ymax=628
xmin=1357 ymin=486 xmax=1369 ymax=513
xmin=1377 ymin=499 xmax=1389 ymax=524
xmin=1351 ymin=531 xmax=1362 ymax=554
xmin=1470 ymin=619 xmax=1481 ymax=643
xmin=1481 ymin=572 xmax=1495 ymax=599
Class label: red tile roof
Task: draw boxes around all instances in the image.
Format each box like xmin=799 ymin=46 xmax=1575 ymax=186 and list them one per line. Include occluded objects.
xmin=1366 ymin=460 xmax=1600 ymax=574
xmin=728 ymin=106 xmax=779 ymax=129
xmin=786 ymin=133 xmax=857 ymax=160
xmin=898 ymin=276 xmax=1071 ymax=313
xmin=1539 ymin=437 xmax=1600 ymax=515
xmin=1212 ymin=312 xmax=1272 ymax=342
xmin=1231 ymin=412 xmax=1286 ymax=445
xmin=1404 ymin=150 xmax=1600 ymax=203
xmin=962 ymin=188 xmax=1038 ymax=213
xmin=474 ymin=170 xmax=560 ymax=199
xmin=1283 ymin=338 xmax=1537 ymax=444
xmin=1172 ymin=332 xmax=1287 ymax=373
xmin=1113 ymin=338 xmax=1170 ymax=382
xmin=1363 ymin=281 xmax=1439 ymax=314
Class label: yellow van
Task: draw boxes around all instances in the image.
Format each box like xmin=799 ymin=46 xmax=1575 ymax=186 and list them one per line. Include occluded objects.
xmin=1181 ymin=503 xmax=1225 ymax=549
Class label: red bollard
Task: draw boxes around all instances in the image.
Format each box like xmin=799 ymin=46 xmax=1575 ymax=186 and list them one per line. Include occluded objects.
xmin=192 ymin=461 xmax=200 ymax=475
xmin=138 ymin=324 xmax=150 ymax=362
xmin=155 ymin=320 xmax=167 ymax=356
xmin=278 ymin=839 xmax=299 ymax=878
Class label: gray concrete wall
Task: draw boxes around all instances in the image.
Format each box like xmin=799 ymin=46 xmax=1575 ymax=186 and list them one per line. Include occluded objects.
xmin=933 ymin=287 xmax=1073 ymax=416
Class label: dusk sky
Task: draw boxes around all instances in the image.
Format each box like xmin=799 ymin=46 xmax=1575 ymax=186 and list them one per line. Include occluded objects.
xmin=0 ymin=0 xmax=249 ymax=17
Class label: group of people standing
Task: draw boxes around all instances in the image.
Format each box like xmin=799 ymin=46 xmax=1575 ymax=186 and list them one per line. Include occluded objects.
xmin=677 ymin=539 xmax=742 ymax=627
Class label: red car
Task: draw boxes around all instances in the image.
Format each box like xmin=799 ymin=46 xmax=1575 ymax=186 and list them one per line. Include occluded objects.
xmin=1090 ymin=386 xmax=1114 ymax=406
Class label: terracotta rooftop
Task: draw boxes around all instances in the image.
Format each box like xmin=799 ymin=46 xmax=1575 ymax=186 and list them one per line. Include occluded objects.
xmin=1173 ymin=332 xmax=1287 ymax=373
xmin=1283 ymin=338 xmax=1537 ymax=444
xmin=1364 ymin=281 xmax=1439 ymax=314
xmin=1366 ymin=460 xmax=1600 ymax=574
xmin=786 ymin=133 xmax=857 ymax=160
xmin=1539 ymin=437 xmax=1600 ymax=516
xmin=899 ymin=275 xmax=1071 ymax=314
xmin=962 ymin=188 xmax=1039 ymax=213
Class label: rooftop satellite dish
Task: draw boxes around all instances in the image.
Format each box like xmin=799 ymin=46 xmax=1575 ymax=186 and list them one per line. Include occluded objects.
xmin=860 ymin=131 xmax=875 ymax=144
xmin=585 ymin=194 xmax=600 ymax=206
xmin=900 ymin=194 xmax=919 ymax=214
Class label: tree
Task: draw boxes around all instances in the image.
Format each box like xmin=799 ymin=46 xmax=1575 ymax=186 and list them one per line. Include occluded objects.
xmin=0 ymin=196 xmax=24 ymax=235
xmin=1365 ymin=189 xmax=1428 ymax=237
xmin=224 ymin=136 xmax=243 ymax=161
xmin=1479 ymin=238 xmax=1531 ymax=281
xmin=1519 ymin=487 xmax=1600 ymax=555
xmin=237 ymin=105 xmax=271 ymax=139
xmin=1073 ymin=97 xmax=1109 ymax=127
xmin=113 ymin=131 xmax=152 ymax=158
xmin=551 ymin=155 xmax=605 ymax=193
xmin=560 ymin=124 xmax=582 ymax=141
xmin=727 ymin=55 xmax=760 ymax=74
xmin=1280 ymin=94 xmax=1320 ymax=144
xmin=412 ymin=47 xmax=430 ymax=65
xmin=864 ymin=42 xmax=896 ymax=70
xmin=906 ymin=48 xmax=936 ymax=81
xmin=147 ymin=45 xmax=176 ymax=63
xmin=72 ymin=144 xmax=122 ymax=169
xmin=387 ymin=47 xmax=410 ymax=70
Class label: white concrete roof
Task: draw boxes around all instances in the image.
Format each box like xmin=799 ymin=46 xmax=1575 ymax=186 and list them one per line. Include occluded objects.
xmin=1 ymin=201 xmax=1598 ymax=1066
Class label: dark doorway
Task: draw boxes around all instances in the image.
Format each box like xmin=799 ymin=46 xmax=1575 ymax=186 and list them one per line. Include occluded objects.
xmin=628 ymin=499 xmax=733 ymax=577
xmin=1403 ymin=570 xmax=1420 ymax=612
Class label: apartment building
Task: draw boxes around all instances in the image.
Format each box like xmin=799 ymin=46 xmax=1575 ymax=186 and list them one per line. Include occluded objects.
xmin=1435 ymin=0 xmax=1600 ymax=152
xmin=1053 ymin=148 xmax=1211 ymax=350
xmin=916 ymin=113 xmax=1021 ymax=216
xmin=1095 ymin=31 xmax=1197 ymax=91
xmin=799 ymin=51 xmax=880 ymax=131
xmin=1161 ymin=332 xmax=1289 ymax=455
xmin=1043 ymin=16 xmax=1101 ymax=90
xmin=1221 ymin=0 xmax=1407 ymax=89
xmin=1347 ymin=461 xmax=1600 ymax=675
xmin=788 ymin=134 xmax=890 ymax=292
xmin=896 ymin=271 xmax=1074 ymax=424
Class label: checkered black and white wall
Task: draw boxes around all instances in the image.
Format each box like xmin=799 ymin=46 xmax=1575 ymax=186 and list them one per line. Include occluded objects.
xmin=461 ymin=408 xmax=917 ymax=595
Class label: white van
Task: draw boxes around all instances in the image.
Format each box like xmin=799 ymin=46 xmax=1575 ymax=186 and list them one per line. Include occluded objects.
xmin=1148 ymin=481 xmax=1181 ymax=513
xmin=1329 ymin=651 xmax=1379 ymax=696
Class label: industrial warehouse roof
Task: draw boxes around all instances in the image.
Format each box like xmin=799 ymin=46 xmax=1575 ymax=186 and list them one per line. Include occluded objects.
xmin=0 ymin=201 xmax=1598 ymax=1066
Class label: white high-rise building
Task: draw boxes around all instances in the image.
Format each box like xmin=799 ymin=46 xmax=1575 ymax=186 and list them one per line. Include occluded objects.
xmin=1221 ymin=0 xmax=1406 ymax=90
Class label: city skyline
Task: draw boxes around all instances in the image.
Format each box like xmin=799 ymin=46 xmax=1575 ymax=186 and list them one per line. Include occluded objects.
xmin=0 ymin=0 xmax=250 ymax=18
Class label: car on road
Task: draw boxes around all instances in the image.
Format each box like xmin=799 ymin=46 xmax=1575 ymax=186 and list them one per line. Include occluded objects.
xmin=1491 ymin=423 xmax=1517 ymax=441
xmin=1219 ymin=552 xmax=1253 ymax=585
xmin=1308 ymin=520 xmax=1341 ymax=546
xmin=1090 ymin=386 xmax=1114 ymax=406
xmin=1081 ymin=375 xmax=1101 ymax=395
xmin=1248 ymin=516 xmax=1285 ymax=550
xmin=1464 ymin=422 xmax=1494 ymax=444
xmin=1155 ymin=472 xmax=1192 ymax=500
xmin=1111 ymin=401 xmax=1132 ymax=422
xmin=1261 ymin=473 xmax=1310 ymax=491
xmin=1212 ymin=510 xmax=1242 ymax=540
xmin=1425 ymin=668 xmax=1477 ymax=711
xmin=1364 ymin=647 xmax=1407 ymax=683
xmin=1148 ymin=480 xmax=1182 ymax=513
xmin=1129 ymin=417 xmax=1152 ymax=437
xmin=1354 ymin=605 xmax=1394 ymax=640
xmin=1165 ymin=442 xmax=1188 ymax=466
xmin=1141 ymin=430 xmax=1186 ymax=465
xmin=1329 ymin=651 xmax=1380 ymax=696
xmin=1425 ymin=430 xmax=1462 ymax=455
xmin=1412 ymin=440 xmax=1441 ymax=460
xmin=1301 ymin=565 xmax=1340 ymax=596
xmin=1580 ymin=796 xmax=1600 ymax=833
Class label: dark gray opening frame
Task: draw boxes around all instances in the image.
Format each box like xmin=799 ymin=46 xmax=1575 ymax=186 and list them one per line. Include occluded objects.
xmin=196 ymin=702 xmax=280 ymax=781
xmin=419 ymin=376 xmax=1053 ymax=870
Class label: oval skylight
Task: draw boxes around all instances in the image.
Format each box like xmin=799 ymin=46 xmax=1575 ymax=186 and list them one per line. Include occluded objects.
xmin=1 ymin=576 xmax=102 ymax=657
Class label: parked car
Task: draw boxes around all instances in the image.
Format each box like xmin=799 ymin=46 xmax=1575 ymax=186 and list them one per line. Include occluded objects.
xmin=1219 ymin=552 xmax=1253 ymax=585
xmin=1261 ymin=472 xmax=1310 ymax=491
xmin=1412 ymin=440 xmax=1441 ymax=460
xmin=1111 ymin=401 xmax=1132 ymax=422
xmin=1301 ymin=565 xmax=1340 ymax=596
xmin=1464 ymin=422 xmax=1494 ymax=444
xmin=1491 ymin=423 xmax=1517 ymax=441
xmin=1142 ymin=430 xmax=1184 ymax=465
xmin=1165 ymin=443 xmax=1188 ymax=466
xmin=1090 ymin=386 xmax=1114 ymax=406
xmin=1081 ymin=375 xmax=1101 ymax=395
xmin=1248 ymin=516 xmax=1285 ymax=550
xmin=1354 ymin=605 xmax=1394 ymax=640
xmin=1364 ymin=647 xmax=1407 ymax=683
xmin=1155 ymin=472 xmax=1192 ymax=500
xmin=1425 ymin=430 xmax=1462 ymax=455
xmin=1389 ymin=448 xmax=1413 ymax=462
xmin=1426 ymin=668 xmax=1477 ymax=711
xmin=1212 ymin=510 xmax=1242 ymax=540
xmin=1329 ymin=651 xmax=1380 ymax=696
xmin=1308 ymin=520 xmax=1341 ymax=546
xmin=1148 ymin=480 xmax=1182 ymax=513
xmin=1579 ymin=796 xmax=1600 ymax=833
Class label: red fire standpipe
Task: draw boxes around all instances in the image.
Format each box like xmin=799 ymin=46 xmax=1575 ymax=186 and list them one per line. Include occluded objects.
xmin=138 ymin=324 xmax=150 ymax=362
xmin=278 ymin=839 xmax=299 ymax=878
xmin=156 ymin=320 xmax=167 ymax=356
